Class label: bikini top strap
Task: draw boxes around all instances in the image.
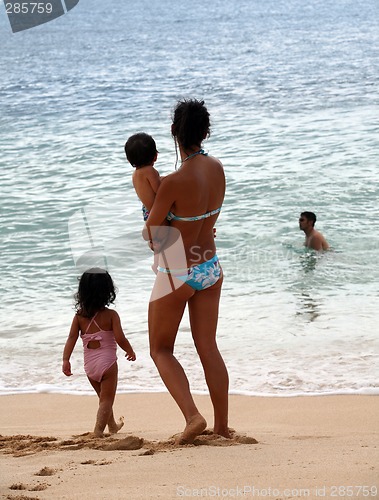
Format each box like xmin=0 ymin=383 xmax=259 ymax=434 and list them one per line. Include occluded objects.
xmin=93 ymin=319 xmax=101 ymax=330
xmin=167 ymin=206 xmax=221 ymax=222
xmin=84 ymin=312 xmax=100 ymax=334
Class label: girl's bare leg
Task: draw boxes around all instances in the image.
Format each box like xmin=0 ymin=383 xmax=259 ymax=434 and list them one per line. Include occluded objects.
xmin=88 ymin=362 xmax=120 ymax=437
xmin=107 ymin=415 xmax=124 ymax=434
xmin=149 ymin=274 xmax=206 ymax=444
xmin=188 ymin=275 xmax=230 ymax=438
xmin=88 ymin=373 xmax=123 ymax=434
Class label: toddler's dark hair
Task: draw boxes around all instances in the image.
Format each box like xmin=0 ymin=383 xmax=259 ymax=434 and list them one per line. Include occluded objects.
xmin=124 ymin=132 xmax=157 ymax=168
xmin=172 ymin=99 xmax=210 ymax=149
xmin=75 ymin=268 xmax=116 ymax=318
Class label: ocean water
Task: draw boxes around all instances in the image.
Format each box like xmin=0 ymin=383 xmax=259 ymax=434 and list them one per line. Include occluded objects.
xmin=0 ymin=0 xmax=378 ymax=396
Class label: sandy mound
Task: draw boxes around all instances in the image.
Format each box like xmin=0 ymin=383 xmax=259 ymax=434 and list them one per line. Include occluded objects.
xmin=0 ymin=429 xmax=257 ymax=457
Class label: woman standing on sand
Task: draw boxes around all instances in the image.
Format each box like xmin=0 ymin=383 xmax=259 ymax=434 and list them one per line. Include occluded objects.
xmin=144 ymin=99 xmax=230 ymax=444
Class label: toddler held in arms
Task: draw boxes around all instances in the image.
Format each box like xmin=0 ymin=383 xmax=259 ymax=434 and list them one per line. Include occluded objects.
xmin=124 ymin=132 xmax=162 ymax=272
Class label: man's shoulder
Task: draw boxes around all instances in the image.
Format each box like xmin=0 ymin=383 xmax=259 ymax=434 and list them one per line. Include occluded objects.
xmin=314 ymin=230 xmax=328 ymax=243
xmin=310 ymin=230 xmax=329 ymax=250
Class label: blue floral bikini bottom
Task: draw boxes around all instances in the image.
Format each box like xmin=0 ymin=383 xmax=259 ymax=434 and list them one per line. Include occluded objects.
xmin=157 ymin=254 xmax=221 ymax=291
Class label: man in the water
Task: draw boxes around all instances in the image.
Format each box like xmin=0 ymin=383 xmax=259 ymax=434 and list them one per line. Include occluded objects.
xmin=299 ymin=212 xmax=329 ymax=251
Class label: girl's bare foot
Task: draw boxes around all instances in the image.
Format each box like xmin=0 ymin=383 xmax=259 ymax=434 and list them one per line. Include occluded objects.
xmin=93 ymin=430 xmax=105 ymax=438
xmin=108 ymin=416 xmax=124 ymax=434
xmin=177 ymin=414 xmax=207 ymax=445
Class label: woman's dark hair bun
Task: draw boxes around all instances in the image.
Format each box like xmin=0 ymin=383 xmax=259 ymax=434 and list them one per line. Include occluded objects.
xmin=172 ymin=99 xmax=210 ymax=149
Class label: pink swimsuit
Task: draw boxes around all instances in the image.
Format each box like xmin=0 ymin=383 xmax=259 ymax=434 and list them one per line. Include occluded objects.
xmin=81 ymin=314 xmax=117 ymax=382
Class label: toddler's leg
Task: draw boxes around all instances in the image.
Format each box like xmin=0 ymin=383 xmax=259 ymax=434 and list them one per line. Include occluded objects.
xmin=88 ymin=378 xmax=120 ymax=432
xmin=108 ymin=414 xmax=124 ymax=434
xmin=93 ymin=363 xmax=118 ymax=437
xmin=88 ymin=365 xmax=123 ymax=435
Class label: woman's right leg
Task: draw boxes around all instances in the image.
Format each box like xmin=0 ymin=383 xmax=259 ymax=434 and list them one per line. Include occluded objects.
xmin=188 ymin=275 xmax=230 ymax=438
xmin=149 ymin=273 xmax=206 ymax=443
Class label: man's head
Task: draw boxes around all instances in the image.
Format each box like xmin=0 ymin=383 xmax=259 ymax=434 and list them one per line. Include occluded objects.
xmin=299 ymin=211 xmax=316 ymax=231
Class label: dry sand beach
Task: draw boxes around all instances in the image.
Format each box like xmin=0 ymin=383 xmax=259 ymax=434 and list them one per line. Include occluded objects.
xmin=0 ymin=393 xmax=378 ymax=500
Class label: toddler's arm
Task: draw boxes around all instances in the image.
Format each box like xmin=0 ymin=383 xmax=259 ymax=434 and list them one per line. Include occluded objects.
xmin=148 ymin=167 xmax=161 ymax=195
xmin=133 ymin=167 xmax=161 ymax=212
xmin=62 ymin=315 xmax=80 ymax=376
xmin=111 ymin=311 xmax=136 ymax=361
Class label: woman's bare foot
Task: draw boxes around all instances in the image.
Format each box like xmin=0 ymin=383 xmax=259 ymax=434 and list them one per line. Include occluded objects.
xmin=108 ymin=416 xmax=124 ymax=434
xmin=177 ymin=414 xmax=207 ymax=445
xmin=213 ymin=426 xmax=233 ymax=439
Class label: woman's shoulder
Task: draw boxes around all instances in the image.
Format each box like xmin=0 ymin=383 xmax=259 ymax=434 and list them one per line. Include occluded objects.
xmin=206 ymin=154 xmax=224 ymax=170
xmin=158 ymin=170 xmax=181 ymax=189
xmin=162 ymin=168 xmax=180 ymax=180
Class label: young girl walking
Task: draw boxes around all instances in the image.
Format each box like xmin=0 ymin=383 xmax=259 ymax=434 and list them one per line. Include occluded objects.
xmin=62 ymin=268 xmax=136 ymax=437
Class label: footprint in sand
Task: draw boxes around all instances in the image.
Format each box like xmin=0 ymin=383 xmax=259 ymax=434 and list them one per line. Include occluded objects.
xmin=34 ymin=467 xmax=56 ymax=476
xmin=9 ymin=484 xmax=28 ymax=490
xmin=7 ymin=495 xmax=41 ymax=500
xmin=170 ymin=429 xmax=258 ymax=447
xmin=235 ymin=435 xmax=258 ymax=444
xmin=10 ymin=482 xmax=49 ymax=492
xmin=104 ymin=436 xmax=144 ymax=451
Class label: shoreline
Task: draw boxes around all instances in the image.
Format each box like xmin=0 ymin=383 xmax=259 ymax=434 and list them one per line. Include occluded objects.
xmin=1 ymin=393 xmax=378 ymax=499
xmin=1 ymin=388 xmax=378 ymax=397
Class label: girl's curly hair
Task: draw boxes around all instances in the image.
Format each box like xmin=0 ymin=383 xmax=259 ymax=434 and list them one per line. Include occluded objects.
xmin=75 ymin=268 xmax=116 ymax=318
